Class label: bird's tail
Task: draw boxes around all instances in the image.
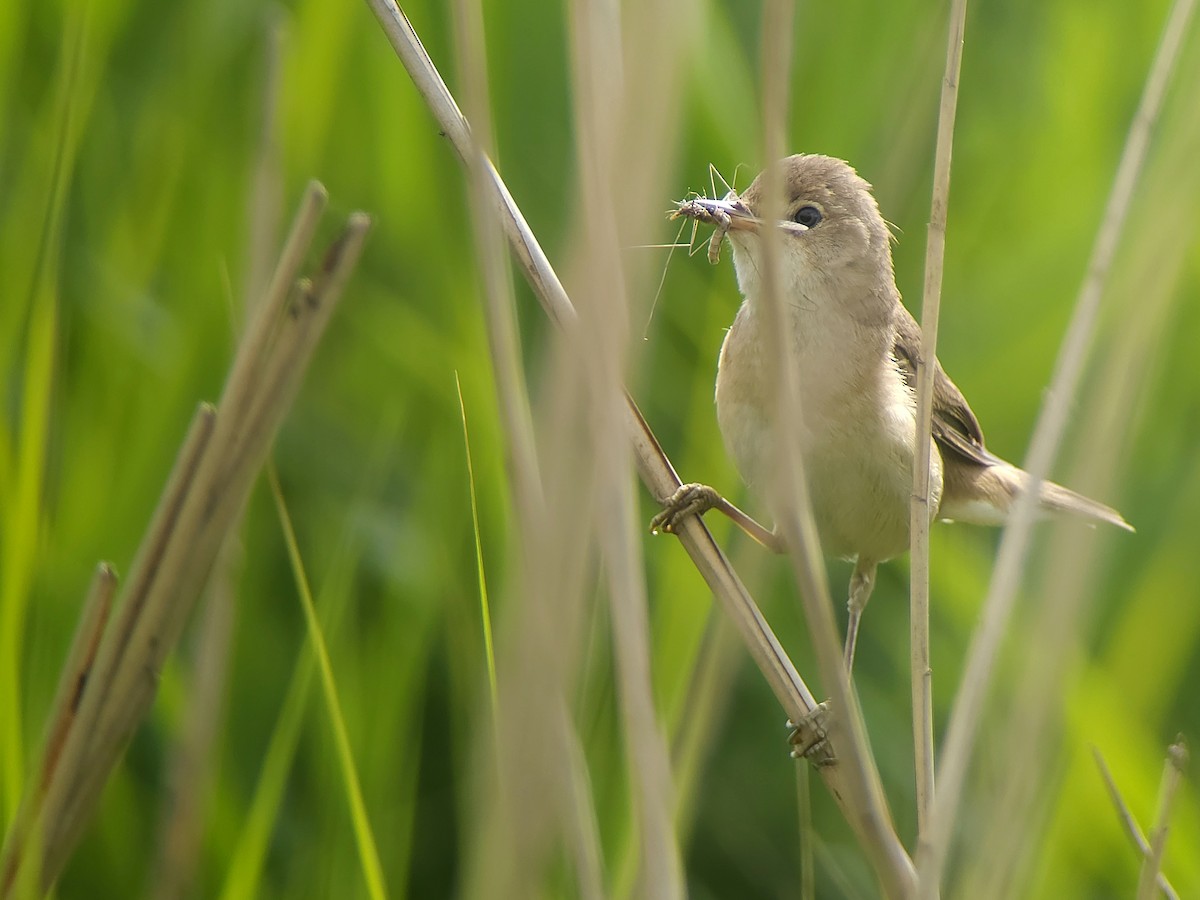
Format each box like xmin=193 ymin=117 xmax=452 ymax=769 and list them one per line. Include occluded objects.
xmin=940 ymin=460 xmax=1133 ymax=532
xmin=1036 ymin=477 xmax=1133 ymax=532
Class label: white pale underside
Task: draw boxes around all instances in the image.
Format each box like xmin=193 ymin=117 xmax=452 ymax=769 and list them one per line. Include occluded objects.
xmin=938 ymin=497 xmax=1008 ymax=526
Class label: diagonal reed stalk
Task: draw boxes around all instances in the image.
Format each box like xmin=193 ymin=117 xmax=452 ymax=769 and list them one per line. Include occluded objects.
xmin=1093 ymin=747 xmax=1180 ymax=900
xmin=1135 ymin=738 xmax=1188 ymax=900
xmin=0 ymin=186 xmax=370 ymax=896
xmin=960 ymin=94 xmax=1200 ymax=894
xmin=364 ymin=2 xmax=915 ymax=896
xmin=915 ymin=0 xmax=1199 ymax=892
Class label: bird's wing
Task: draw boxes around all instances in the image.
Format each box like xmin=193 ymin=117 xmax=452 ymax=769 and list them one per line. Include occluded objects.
xmin=892 ymin=307 xmax=998 ymax=468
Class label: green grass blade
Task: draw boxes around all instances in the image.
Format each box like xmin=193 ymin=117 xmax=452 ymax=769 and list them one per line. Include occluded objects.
xmin=267 ymin=465 xmax=388 ymax=900
xmin=454 ymin=371 xmax=498 ymax=719
xmin=0 ymin=10 xmax=88 ymax=827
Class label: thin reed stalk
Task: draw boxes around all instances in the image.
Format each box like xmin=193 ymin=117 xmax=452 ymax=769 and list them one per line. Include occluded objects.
xmin=916 ymin=0 xmax=1198 ymax=891
xmin=1093 ymin=748 xmax=1180 ymax=900
xmin=961 ymin=130 xmax=1200 ymax=896
xmin=910 ymin=0 xmax=969 ymax=843
xmin=1136 ymin=738 xmax=1188 ymax=900
xmin=754 ymin=1 xmax=913 ymax=896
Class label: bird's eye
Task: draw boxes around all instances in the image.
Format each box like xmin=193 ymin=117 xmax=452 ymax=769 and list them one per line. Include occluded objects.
xmin=793 ymin=205 xmax=822 ymax=228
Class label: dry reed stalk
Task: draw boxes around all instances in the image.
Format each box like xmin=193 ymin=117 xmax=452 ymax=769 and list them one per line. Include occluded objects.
xmin=0 ymin=187 xmax=369 ymax=896
xmin=36 ymin=565 xmax=117 ymax=799
xmin=0 ymin=564 xmax=116 ymax=898
xmin=910 ymin=0 xmax=969 ymax=842
xmin=916 ymin=0 xmax=1198 ymax=892
xmin=962 ymin=126 xmax=1200 ymax=896
xmin=448 ymin=3 xmax=602 ymax=898
xmin=754 ymin=1 xmax=914 ymax=894
xmin=1136 ymin=738 xmax=1188 ymax=900
xmin=1093 ymin=748 xmax=1180 ymax=900
xmin=149 ymin=538 xmax=239 ymax=900
xmin=562 ymin=0 xmax=687 ymax=895
xmin=559 ymin=701 xmax=605 ymax=900
xmin=0 ymin=404 xmax=217 ymax=898
xmin=364 ymin=2 xmax=918 ymax=896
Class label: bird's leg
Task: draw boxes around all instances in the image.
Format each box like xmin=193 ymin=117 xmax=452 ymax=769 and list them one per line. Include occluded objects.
xmin=843 ymin=560 xmax=877 ymax=671
xmin=650 ymin=484 xmax=785 ymax=553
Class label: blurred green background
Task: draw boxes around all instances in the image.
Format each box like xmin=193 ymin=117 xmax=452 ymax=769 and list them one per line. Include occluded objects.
xmin=2 ymin=0 xmax=1198 ymax=897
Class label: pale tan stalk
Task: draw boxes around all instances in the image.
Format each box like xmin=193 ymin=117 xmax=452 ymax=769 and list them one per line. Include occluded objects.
xmin=756 ymin=3 xmax=914 ymax=896
xmin=0 ymin=562 xmax=116 ymax=893
xmin=916 ymin=0 xmax=1198 ymax=891
xmin=449 ymin=3 xmax=599 ymax=898
xmin=910 ymin=0 xmax=968 ymax=843
xmin=560 ymin=701 xmax=605 ymax=900
xmin=564 ymin=0 xmax=686 ymax=895
xmin=1093 ymin=748 xmax=1180 ymax=900
xmin=149 ymin=538 xmax=239 ymax=900
xmin=0 ymin=193 xmax=369 ymax=895
xmin=961 ymin=116 xmax=1200 ymax=895
xmin=1136 ymin=739 xmax=1188 ymax=900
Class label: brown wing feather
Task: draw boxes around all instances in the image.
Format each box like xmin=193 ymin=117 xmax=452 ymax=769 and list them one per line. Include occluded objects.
xmin=892 ymin=307 xmax=1132 ymax=531
xmin=892 ymin=307 xmax=996 ymax=468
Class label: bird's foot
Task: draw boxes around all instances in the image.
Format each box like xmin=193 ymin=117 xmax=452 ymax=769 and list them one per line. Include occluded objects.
xmin=649 ymin=483 xmax=722 ymax=535
xmin=787 ymin=701 xmax=836 ymax=767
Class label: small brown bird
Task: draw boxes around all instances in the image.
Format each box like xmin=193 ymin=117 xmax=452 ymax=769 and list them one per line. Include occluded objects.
xmin=652 ymin=154 xmax=1132 ymax=669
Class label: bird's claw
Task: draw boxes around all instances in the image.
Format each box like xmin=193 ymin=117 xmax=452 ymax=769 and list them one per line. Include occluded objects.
xmin=787 ymin=701 xmax=836 ymax=766
xmin=649 ymin=483 xmax=722 ymax=535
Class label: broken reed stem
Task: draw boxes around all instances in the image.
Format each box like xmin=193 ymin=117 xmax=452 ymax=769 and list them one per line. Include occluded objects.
xmin=916 ymin=0 xmax=1198 ymax=891
xmin=911 ymin=0 xmax=968 ymax=846
xmin=0 ymin=189 xmax=370 ymax=896
xmin=1092 ymin=747 xmax=1179 ymax=900
xmin=1 ymin=402 xmax=217 ymax=898
xmin=1135 ymin=738 xmax=1188 ymax=900
xmin=38 ymin=564 xmax=117 ymax=798
xmin=364 ymin=2 xmax=916 ymax=895
xmin=0 ymin=564 xmax=116 ymax=894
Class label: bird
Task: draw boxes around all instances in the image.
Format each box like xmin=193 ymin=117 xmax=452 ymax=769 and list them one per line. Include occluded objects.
xmin=651 ymin=153 xmax=1132 ymax=670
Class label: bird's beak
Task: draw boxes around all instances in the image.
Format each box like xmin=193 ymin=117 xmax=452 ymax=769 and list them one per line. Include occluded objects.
xmin=671 ymin=195 xmax=759 ymax=232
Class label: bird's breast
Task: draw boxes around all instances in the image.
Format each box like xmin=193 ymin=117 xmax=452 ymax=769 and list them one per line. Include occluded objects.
xmin=715 ymin=299 xmax=942 ymax=562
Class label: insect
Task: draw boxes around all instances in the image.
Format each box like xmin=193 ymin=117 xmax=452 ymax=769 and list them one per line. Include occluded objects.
xmin=641 ymin=165 xmax=743 ymax=338
xmin=670 ymin=192 xmax=741 ymax=264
